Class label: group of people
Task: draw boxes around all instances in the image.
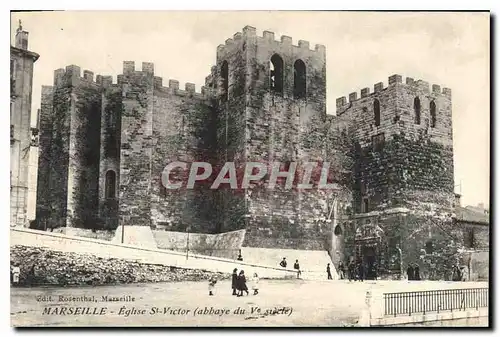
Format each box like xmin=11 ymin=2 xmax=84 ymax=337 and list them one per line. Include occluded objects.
xmin=451 ymin=264 xmax=466 ymax=281
xmin=337 ymin=259 xmax=372 ymax=281
xmin=230 ymin=269 xmax=259 ymax=297
xmin=208 ymin=269 xmax=259 ymax=296
xmin=280 ymin=257 xmax=303 ymax=279
xmin=407 ymin=263 xmax=421 ymax=281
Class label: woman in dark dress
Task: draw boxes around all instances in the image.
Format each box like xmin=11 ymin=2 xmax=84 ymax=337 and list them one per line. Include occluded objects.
xmin=237 ymin=270 xmax=249 ymax=297
xmin=231 ymin=268 xmax=238 ymax=295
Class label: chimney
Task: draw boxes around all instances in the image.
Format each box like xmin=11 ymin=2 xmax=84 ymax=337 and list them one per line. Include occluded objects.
xmin=15 ymin=20 xmax=29 ymax=50
xmin=454 ymin=193 xmax=461 ymax=208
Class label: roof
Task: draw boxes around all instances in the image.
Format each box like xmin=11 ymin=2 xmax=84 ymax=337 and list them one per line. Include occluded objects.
xmin=455 ymin=206 xmax=489 ymax=225
xmin=10 ymin=46 xmax=39 ymax=62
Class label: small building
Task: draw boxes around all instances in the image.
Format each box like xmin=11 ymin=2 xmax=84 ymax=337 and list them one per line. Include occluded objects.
xmin=453 ymin=195 xmax=489 ymax=281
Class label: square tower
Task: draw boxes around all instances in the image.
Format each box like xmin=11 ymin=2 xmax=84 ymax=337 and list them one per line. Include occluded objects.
xmin=333 ymin=75 xmax=455 ymax=279
xmin=209 ymin=26 xmax=330 ymax=249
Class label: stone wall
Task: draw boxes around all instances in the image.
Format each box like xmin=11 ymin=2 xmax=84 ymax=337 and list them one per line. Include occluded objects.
xmin=151 ymin=81 xmax=217 ymax=233
xmin=118 ymin=62 xmax=154 ymax=227
xmin=11 ymin=245 xmax=229 ymax=286
xmin=35 ymin=86 xmax=55 ymax=229
xmin=67 ymin=68 xmax=102 ymax=228
xmin=153 ymin=229 xmax=245 ymax=259
xmin=98 ymin=85 xmax=122 ymax=229
xmin=64 ymin=227 xmax=116 ymax=241
xmin=50 ymin=227 xmax=245 ymax=259
xmin=36 ymin=76 xmax=73 ymax=228
xmin=11 ymin=228 xmax=297 ymax=279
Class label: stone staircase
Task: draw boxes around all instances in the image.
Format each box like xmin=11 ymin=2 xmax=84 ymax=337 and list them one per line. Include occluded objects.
xmin=240 ymin=247 xmax=339 ymax=280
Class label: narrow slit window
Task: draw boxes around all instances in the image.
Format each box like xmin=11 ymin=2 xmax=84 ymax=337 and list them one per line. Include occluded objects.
xmin=414 ymin=97 xmax=421 ymax=125
xmin=374 ymin=99 xmax=381 ymax=126
xmin=105 ymin=170 xmax=116 ymax=199
xmin=430 ymin=100 xmax=437 ymax=128
xmin=221 ymin=61 xmax=229 ymax=102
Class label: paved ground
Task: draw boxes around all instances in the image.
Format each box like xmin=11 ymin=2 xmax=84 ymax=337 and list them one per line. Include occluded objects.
xmin=10 ymin=279 xmax=488 ymax=327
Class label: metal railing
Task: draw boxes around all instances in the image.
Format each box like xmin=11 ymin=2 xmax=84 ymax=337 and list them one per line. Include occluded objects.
xmin=384 ymin=288 xmax=488 ymax=316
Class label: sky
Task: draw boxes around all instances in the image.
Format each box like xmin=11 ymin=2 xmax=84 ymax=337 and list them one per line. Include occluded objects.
xmin=10 ymin=11 xmax=490 ymax=208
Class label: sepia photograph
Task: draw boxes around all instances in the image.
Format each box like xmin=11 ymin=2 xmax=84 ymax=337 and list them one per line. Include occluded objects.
xmin=8 ymin=10 xmax=490 ymax=327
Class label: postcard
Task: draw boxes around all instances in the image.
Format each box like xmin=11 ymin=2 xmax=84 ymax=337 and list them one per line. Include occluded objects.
xmin=9 ymin=10 xmax=490 ymax=327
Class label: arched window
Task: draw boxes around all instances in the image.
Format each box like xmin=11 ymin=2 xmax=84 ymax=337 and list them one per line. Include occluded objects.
xmin=414 ymin=97 xmax=421 ymax=125
xmin=293 ymin=59 xmax=306 ymax=99
xmin=270 ymin=54 xmax=284 ymax=94
xmin=221 ymin=61 xmax=228 ymax=102
xmin=430 ymin=100 xmax=437 ymax=128
xmin=334 ymin=225 xmax=343 ymax=236
xmin=374 ymin=99 xmax=381 ymax=126
xmin=105 ymin=170 xmax=116 ymax=199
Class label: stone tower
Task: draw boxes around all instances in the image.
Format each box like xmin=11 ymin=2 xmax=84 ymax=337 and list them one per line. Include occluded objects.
xmin=207 ymin=26 xmax=332 ymax=250
xmin=333 ymin=75 xmax=454 ymax=278
xmin=10 ymin=23 xmax=39 ymax=227
xmin=36 ymin=66 xmax=103 ymax=230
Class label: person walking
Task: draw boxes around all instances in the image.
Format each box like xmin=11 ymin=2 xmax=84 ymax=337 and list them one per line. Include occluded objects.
xmin=251 ymin=273 xmax=260 ymax=295
xmin=348 ymin=260 xmax=355 ymax=282
xmin=338 ymin=261 xmax=345 ymax=280
xmin=293 ymin=259 xmax=302 ymax=279
xmin=237 ymin=270 xmax=249 ymax=297
xmin=231 ymin=268 xmax=238 ymax=295
xmin=208 ymin=276 xmax=217 ymax=296
xmin=280 ymin=257 xmax=287 ymax=268
xmin=357 ymin=262 xmax=365 ymax=282
xmin=452 ymin=265 xmax=462 ymax=281
xmin=327 ymin=263 xmax=333 ymax=280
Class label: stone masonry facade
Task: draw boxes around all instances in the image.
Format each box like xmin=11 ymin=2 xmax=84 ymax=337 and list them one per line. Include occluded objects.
xmin=34 ymin=25 xmax=483 ymax=278
xmin=330 ymin=74 xmax=459 ymax=279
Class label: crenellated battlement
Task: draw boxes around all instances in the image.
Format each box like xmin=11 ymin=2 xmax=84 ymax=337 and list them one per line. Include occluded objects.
xmin=122 ymin=61 xmax=155 ymax=75
xmin=216 ymin=25 xmax=326 ymax=61
xmin=52 ymin=65 xmax=120 ymax=89
xmin=336 ymin=74 xmax=452 ymax=114
xmin=50 ymin=61 xmax=214 ymax=100
xmin=153 ymin=76 xmax=215 ymax=100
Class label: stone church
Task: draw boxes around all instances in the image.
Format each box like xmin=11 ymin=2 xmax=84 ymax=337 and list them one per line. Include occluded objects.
xmin=34 ymin=25 xmax=488 ymax=279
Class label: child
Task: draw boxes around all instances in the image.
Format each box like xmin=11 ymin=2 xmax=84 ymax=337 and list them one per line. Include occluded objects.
xmin=208 ymin=276 xmax=217 ymax=296
xmin=11 ymin=264 xmax=20 ymax=286
xmin=251 ymin=272 xmax=259 ymax=295
xmin=237 ymin=270 xmax=249 ymax=297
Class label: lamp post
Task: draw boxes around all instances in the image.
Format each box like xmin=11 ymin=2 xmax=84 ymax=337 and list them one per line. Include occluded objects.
xmin=121 ymin=219 xmax=125 ymax=244
xmin=186 ymin=226 xmax=191 ymax=260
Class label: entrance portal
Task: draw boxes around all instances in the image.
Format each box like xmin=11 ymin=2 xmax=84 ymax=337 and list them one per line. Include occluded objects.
xmin=362 ymin=245 xmax=378 ymax=280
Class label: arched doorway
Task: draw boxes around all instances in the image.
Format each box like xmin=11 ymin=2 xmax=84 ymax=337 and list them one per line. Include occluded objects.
xmin=355 ymin=223 xmax=385 ymax=280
